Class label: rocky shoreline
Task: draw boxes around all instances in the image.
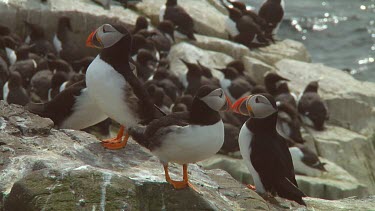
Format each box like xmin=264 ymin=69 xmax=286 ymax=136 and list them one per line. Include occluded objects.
xmin=1 ymin=0 xmax=375 ymax=210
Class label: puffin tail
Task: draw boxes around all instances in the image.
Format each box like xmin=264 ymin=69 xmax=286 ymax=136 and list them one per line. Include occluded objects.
xmin=277 ymin=177 xmax=307 ymax=206
xmin=128 ymin=126 xmax=148 ymax=148
xmin=25 ymin=102 xmax=48 ymax=118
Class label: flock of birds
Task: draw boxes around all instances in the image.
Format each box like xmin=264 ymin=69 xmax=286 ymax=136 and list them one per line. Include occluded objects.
xmin=0 ymin=0 xmax=332 ymax=206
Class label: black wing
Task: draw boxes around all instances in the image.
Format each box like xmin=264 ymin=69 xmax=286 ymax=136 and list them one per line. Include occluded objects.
xmin=164 ymin=6 xmax=195 ymax=37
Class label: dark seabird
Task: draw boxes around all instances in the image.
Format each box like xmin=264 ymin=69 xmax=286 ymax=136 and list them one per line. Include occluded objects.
xmin=135 ymin=49 xmax=158 ymax=82
xmin=289 ymin=144 xmax=327 ymax=176
xmin=3 ymin=71 xmax=30 ymax=106
xmin=160 ymin=0 xmax=196 ymax=40
xmin=24 ymin=20 xmax=56 ymax=56
xmin=258 ymin=0 xmax=285 ymax=36
xmin=275 ymin=81 xmax=297 ymax=108
xmin=232 ymin=93 xmax=306 ymax=205
xmin=264 ymin=72 xmax=289 ymax=96
xmin=297 ymin=81 xmax=329 ymax=131
xmin=29 ymin=70 xmax=53 ymax=102
xmin=48 ymin=71 xmax=68 ymax=100
xmin=276 ymin=101 xmax=305 ymax=145
xmin=132 ymin=16 xmax=149 ymax=35
xmin=129 ymin=86 xmax=231 ymax=189
xmin=148 ymin=20 xmax=175 ymax=58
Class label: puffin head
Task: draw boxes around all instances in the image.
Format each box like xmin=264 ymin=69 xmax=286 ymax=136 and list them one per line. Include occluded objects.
xmin=86 ymin=24 xmax=130 ymax=49
xmin=196 ymin=86 xmax=232 ymax=112
xmin=232 ymin=93 xmax=277 ymax=118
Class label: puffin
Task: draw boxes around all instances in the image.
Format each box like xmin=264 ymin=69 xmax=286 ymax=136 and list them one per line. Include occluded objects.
xmin=26 ymin=80 xmax=108 ymax=130
xmin=3 ymin=71 xmax=30 ymax=106
xmin=129 ymin=85 xmax=231 ymax=189
xmin=159 ymin=0 xmax=196 ymax=40
xmin=298 ymin=81 xmax=329 ymax=131
xmin=232 ymin=93 xmax=306 ymax=205
xmin=85 ymin=23 xmax=164 ymax=149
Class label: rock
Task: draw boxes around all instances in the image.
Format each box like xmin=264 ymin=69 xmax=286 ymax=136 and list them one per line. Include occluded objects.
xmin=199 ymin=154 xmax=368 ymax=200
xmin=135 ymin=0 xmax=228 ymax=39
xmin=242 ymin=56 xmax=277 ymax=85
xmin=249 ymin=39 xmax=312 ymax=66
xmin=307 ymin=125 xmax=375 ymax=194
xmin=305 ymin=196 xmax=375 ymax=211
xmin=0 ymin=0 xmax=141 ymax=56
xmin=0 ymin=101 xmax=309 ymax=210
xmin=168 ymin=42 xmax=233 ymax=80
xmin=192 ymin=34 xmax=251 ymax=60
xmin=275 ymin=59 xmax=375 ymax=136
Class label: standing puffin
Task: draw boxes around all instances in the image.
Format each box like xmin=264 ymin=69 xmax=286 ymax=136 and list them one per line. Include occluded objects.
xmin=85 ymin=23 xmax=163 ymax=149
xmin=129 ymin=86 xmax=231 ymax=189
xmin=232 ymin=93 xmax=306 ymax=205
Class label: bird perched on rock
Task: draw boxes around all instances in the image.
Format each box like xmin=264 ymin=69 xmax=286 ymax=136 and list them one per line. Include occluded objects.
xmin=132 ymin=16 xmax=149 ymax=35
xmin=258 ymin=0 xmax=285 ymax=38
xmin=129 ymin=86 xmax=231 ymax=190
xmin=276 ymin=101 xmax=305 ymax=145
xmin=232 ymin=93 xmax=306 ymax=205
xmin=48 ymin=71 xmax=68 ymax=100
xmin=289 ymin=144 xmax=327 ymax=176
xmin=264 ymin=72 xmax=289 ymax=96
xmin=29 ymin=70 xmax=52 ymax=102
xmin=298 ymin=81 xmax=329 ymax=131
xmin=3 ymin=71 xmax=30 ymax=106
xmin=54 ymin=16 xmax=84 ymax=63
xmin=24 ymin=20 xmax=56 ymax=56
xmin=135 ymin=49 xmax=158 ymax=82
xmin=159 ymin=0 xmax=196 ymax=40
xmin=147 ymin=20 xmax=175 ymax=58
xmin=85 ymin=23 xmax=164 ymax=149
xmin=275 ymin=81 xmax=297 ymax=108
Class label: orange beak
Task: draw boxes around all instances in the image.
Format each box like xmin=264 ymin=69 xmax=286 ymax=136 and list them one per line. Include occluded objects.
xmin=220 ymin=95 xmax=232 ymax=112
xmin=86 ymin=30 xmax=102 ymax=49
xmin=232 ymin=95 xmax=252 ymax=116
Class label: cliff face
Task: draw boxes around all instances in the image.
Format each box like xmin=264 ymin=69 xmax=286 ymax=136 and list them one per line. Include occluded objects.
xmin=1 ymin=0 xmax=375 ymax=210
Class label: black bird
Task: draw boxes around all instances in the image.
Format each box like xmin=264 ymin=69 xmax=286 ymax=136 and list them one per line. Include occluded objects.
xmin=24 ymin=21 xmax=56 ymax=56
xmin=289 ymin=144 xmax=327 ymax=175
xmin=135 ymin=49 xmax=158 ymax=82
xmin=275 ymin=81 xmax=297 ymax=108
xmin=48 ymin=71 xmax=68 ymax=100
xmin=264 ymin=72 xmax=289 ymax=96
xmin=9 ymin=58 xmax=37 ymax=87
xmin=3 ymin=71 xmax=30 ymax=106
xmin=148 ymin=20 xmax=175 ymax=58
xmin=298 ymin=81 xmax=329 ymax=131
xmin=276 ymin=102 xmax=305 ymax=145
xmin=233 ymin=93 xmax=306 ymax=205
xmin=160 ymin=0 xmax=196 ymax=40
xmin=29 ymin=70 xmax=52 ymax=102
xmin=54 ymin=16 xmax=84 ymax=63
xmin=132 ymin=16 xmax=149 ymax=34
xmin=258 ymin=0 xmax=285 ymax=37
xmin=217 ymin=67 xmax=253 ymax=102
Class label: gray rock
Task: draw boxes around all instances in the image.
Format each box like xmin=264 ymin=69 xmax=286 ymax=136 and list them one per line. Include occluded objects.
xmin=307 ymin=125 xmax=375 ymax=194
xmin=276 ymin=59 xmax=375 ymax=136
xmin=305 ymin=196 xmax=375 ymax=211
xmin=242 ymin=56 xmax=277 ymax=85
xmin=199 ymin=155 xmax=367 ymax=200
xmin=249 ymin=39 xmax=312 ymax=66
xmin=135 ymin=0 xmax=228 ymax=39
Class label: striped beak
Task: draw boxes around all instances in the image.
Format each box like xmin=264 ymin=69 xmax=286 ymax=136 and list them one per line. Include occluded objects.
xmin=232 ymin=95 xmax=253 ymax=116
xmin=86 ymin=29 xmax=103 ymax=49
xmin=220 ymin=95 xmax=232 ymax=112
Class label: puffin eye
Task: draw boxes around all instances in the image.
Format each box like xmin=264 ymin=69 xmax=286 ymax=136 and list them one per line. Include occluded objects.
xmin=103 ymin=27 xmax=107 ymax=33
xmin=255 ymin=97 xmax=260 ymax=103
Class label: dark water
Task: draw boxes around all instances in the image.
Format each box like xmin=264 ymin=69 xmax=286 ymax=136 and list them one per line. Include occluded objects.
xmin=243 ymin=0 xmax=375 ymax=82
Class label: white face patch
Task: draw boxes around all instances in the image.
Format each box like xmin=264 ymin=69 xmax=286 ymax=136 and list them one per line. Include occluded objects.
xmin=248 ymin=95 xmax=277 ymax=118
xmin=201 ymin=88 xmax=226 ymax=111
xmin=96 ymin=24 xmax=125 ymax=48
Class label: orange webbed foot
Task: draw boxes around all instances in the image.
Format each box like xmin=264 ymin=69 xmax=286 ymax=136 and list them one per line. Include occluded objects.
xmin=101 ymin=126 xmax=129 ymax=150
xmin=246 ymin=184 xmax=256 ymax=191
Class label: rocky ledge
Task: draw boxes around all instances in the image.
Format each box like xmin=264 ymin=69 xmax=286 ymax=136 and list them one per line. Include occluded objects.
xmin=0 ymin=102 xmax=374 ymax=211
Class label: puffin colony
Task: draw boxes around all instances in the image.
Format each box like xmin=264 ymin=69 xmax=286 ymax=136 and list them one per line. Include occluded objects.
xmin=0 ymin=0 xmax=334 ymax=206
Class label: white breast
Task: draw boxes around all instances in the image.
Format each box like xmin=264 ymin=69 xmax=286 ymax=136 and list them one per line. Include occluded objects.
xmin=225 ymin=18 xmax=239 ymax=37
xmin=3 ymin=81 xmax=9 ymax=102
xmin=238 ymin=123 xmax=266 ymax=193
xmin=86 ymin=55 xmax=139 ymax=127
xmin=159 ymin=5 xmax=166 ymax=22
xmin=5 ymin=48 xmax=17 ymax=65
xmin=59 ymin=81 xmax=68 ymax=92
xmin=152 ymin=120 xmax=225 ymax=165
xmin=220 ymin=78 xmax=235 ymax=102
xmin=53 ymin=34 xmax=62 ymax=54
xmin=60 ymin=88 xmax=108 ymax=130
